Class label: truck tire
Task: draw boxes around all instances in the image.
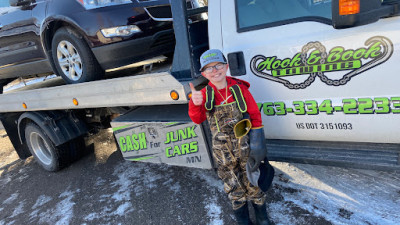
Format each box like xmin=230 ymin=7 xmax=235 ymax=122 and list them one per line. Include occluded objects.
xmin=51 ymin=27 xmax=104 ymax=84
xmin=24 ymin=122 xmax=83 ymax=172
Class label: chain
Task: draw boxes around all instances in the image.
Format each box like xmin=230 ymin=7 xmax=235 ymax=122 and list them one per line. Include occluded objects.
xmin=310 ymin=42 xmax=353 ymax=86
xmin=282 ymin=42 xmax=322 ymax=89
xmin=292 ymin=41 xmax=352 ymax=88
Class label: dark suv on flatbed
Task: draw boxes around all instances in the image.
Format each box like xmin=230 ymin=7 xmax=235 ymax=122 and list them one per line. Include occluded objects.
xmin=0 ymin=0 xmax=181 ymax=92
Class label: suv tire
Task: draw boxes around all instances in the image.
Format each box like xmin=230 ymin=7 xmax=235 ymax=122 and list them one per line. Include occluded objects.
xmin=52 ymin=27 xmax=104 ymax=84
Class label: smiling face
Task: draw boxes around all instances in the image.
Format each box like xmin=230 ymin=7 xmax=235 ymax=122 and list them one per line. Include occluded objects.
xmin=201 ymin=62 xmax=229 ymax=87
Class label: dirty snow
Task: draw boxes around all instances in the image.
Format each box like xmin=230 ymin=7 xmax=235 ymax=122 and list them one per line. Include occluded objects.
xmin=205 ymin=196 xmax=224 ymax=225
xmin=269 ymin=162 xmax=400 ymax=225
xmin=10 ymin=201 xmax=24 ymax=218
xmin=190 ymin=169 xmax=225 ymax=225
xmin=3 ymin=193 xmax=18 ymax=205
xmin=84 ymin=162 xmax=168 ymax=221
xmin=29 ymin=188 xmax=79 ymax=225
xmin=0 ymin=145 xmax=399 ymax=224
xmin=29 ymin=195 xmax=53 ymax=220
xmin=32 ymin=195 xmax=53 ymax=209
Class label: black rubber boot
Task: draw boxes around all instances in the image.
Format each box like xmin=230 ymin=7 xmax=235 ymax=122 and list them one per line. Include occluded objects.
xmin=233 ymin=204 xmax=252 ymax=225
xmin=252 ymin=202 xmax=272 ymax=225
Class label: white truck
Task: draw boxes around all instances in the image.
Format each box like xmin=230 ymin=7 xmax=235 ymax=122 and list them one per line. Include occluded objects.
xmin=0 ymin=0 xmax=399 ymax=172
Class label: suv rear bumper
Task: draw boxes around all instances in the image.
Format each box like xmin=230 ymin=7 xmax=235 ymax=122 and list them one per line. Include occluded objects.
xmin=92 ymin=29 xmax=175 ymax=70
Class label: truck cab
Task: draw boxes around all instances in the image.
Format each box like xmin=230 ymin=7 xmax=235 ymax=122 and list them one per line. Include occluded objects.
xmin=203 ymin=0 xmax=400 ymax=169
xmin=209 ymin=0 xmax=400 ymax=143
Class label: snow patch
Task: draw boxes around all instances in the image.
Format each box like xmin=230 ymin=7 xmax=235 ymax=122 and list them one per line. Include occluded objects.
xmin=269 ymin=162 xmax=400 ymax=225
xmin=114 ymin=202 xmax=132 ymax=217
xmin=0 ymin=176 xmax=12 ymax=186
xmin=163 ymin=178 xmax=181 ymax=194
xmin=4 ymin=193 xmax=18 ymax=204
xmin=95 ymin=177 xmax=106 ymax=186
xmin=84 ymin=203 xmax=133 ymax=221
xmin=3 ymin=221 xmax=14 ymax=225
xmin=17 ymin=174 xmax=29 ymax=182
xmin=205 ymin=196 xmax=223 ymax=225
xmin=32 ymin=195 xmax=52 ymax=209
xmin=29 ymin=188 xmax=78 ymax=225
xmin=11 ymin=201 xmax=25 ymax=218
xmin=111 ymin=162 xmax=163 ymax=199
xmin=84 ymin=213 xmax=98 ymax=221
xmin=85 ymin=162 xmax=166 ymax=222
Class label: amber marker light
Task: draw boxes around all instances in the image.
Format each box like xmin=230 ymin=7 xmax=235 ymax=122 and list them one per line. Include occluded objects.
xmin=73 ymin=98 xmax=79 ymax=106
xmin=339 ymin=0 xmax=360 ymax=15
xmin=170 ymin=90 xmax=179 ymax=100
xmin=188 ymin=92 xmax=192 ymax=99
xmin=22 ymin=103 xmax=27 ymax=109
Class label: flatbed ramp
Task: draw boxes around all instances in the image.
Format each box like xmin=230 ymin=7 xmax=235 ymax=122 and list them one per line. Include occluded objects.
xmin=0 ymin=72 xmax=190 ymax=113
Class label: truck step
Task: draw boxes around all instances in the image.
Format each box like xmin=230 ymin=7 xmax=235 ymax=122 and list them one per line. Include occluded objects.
xmin=267 ymin=139 xmax=400 ymax=171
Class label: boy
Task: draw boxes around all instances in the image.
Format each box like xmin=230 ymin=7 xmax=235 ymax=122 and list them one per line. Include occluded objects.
xmin=189 ymin=49 xmax=273 ymax=225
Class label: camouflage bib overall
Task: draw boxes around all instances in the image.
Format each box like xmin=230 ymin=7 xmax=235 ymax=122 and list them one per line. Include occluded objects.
xmin=205 ymin=85 xmax=266 ymax=210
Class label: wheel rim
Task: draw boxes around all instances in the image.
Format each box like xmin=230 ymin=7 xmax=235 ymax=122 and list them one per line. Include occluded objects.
xmin=30 ymin=132 xmax=53 ymax=166
xmin=57 ymin=40 xmax=83 ymax=81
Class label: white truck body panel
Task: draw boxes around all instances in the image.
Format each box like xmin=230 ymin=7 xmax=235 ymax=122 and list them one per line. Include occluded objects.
xmin=213 ymin=1 xmax=400 ymax=143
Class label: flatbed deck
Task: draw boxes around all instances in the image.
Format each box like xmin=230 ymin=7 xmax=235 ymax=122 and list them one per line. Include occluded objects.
xmin=0 ymin=57 xmax=191 ymax=113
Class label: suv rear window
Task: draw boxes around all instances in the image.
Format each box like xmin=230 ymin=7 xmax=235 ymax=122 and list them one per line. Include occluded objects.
xmin=236 ymin=0 xmax=332 ymax=32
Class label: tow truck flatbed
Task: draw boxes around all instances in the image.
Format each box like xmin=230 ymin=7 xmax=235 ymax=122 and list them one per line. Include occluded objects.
xmin=0 ymin=72 xmax=189 ymax=113
xmin=0 ymin=58 xmax=195 ymax=113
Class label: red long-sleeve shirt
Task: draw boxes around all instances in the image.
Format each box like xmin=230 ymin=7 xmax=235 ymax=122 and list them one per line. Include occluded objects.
xmin=188 ymin=77 xmax=262 ymax=127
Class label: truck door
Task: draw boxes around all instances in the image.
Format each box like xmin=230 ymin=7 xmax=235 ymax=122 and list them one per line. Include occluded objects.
xmin=0 ymin=0 xmax=49 ymax=79
xmin=218 ymin=0 xmax=400 ymax=143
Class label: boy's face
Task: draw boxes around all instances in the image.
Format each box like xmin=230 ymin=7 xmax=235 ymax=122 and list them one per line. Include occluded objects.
xmin=201 ymin=62 xmax=229 ymax=85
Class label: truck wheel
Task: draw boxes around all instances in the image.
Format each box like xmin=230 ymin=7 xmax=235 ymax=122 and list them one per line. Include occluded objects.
xmin=24 ymin=122 xmax=82 ymax=172
xmin=51 ymin=27 xmax=104 ymax=84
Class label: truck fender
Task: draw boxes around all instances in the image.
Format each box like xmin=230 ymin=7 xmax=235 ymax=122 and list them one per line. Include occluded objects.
xmin=17 ymin=111 xmax=88 ymax=147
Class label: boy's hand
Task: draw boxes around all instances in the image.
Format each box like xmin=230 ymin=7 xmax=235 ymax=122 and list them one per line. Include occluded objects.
xmin=189 ymin=83 xmax=203 ymax=106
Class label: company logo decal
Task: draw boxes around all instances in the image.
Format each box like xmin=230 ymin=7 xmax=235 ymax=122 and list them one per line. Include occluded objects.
xmin=203 ymin=53 xmax=217 ymax=59
xmin=250 ymin=36 xmax=393 ymax=89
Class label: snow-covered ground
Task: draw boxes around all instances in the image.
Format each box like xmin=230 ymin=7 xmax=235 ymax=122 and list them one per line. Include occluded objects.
xmin=269 ymin=162 xmax=400 ymax=225
xmin=0 ymin=127 xmax=398 ymax=225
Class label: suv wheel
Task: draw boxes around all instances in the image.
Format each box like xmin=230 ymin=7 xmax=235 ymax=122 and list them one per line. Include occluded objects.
xmin=52 ymin=27 xmax=104 ymax=84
